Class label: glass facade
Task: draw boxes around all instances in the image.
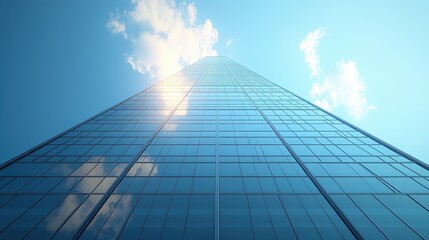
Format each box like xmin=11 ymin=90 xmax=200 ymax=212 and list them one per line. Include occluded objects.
xmin=1 ymin=56 xmax=429 ymax=239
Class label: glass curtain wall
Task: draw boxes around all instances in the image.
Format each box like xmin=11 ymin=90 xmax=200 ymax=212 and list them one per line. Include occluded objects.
xmin=1 ymin=57 xmax=429 ymax=240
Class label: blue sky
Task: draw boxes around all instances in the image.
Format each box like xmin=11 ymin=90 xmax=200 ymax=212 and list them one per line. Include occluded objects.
xmin=1 ymin=0 xmax=429 ymax=164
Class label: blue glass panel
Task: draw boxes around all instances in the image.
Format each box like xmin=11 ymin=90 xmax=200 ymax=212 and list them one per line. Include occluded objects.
xmin=0 ymin=195 xmax=43 ymax=232
xmin=363 ymin=163 xmax=404 ymax=176
xmin=331 ymin=195 xmax=387 ymax=239
xmin=279 ymin=195 xmax=321 ymax=239
xmin=25 ymin=195 xmax=87 ymax=239
xmin=220 ymin=178 xmax=244 ymax=194
xmin=384 ymin=177 xmax=429 ymax=193
xmin=350 ymin=195 xmax=420 ymax=239
xmin=83 ymin=195 xmax=139 ymax=240
xmin=139 ymin=195 xmax=172 ymax=239
xmin=162 ymin=195 xmax=189 ymax=240
xmin=184 ymin=195 xmax=215 ymax=240
xmin=53 ymin=195 xmax=102 ymax=239
xmin=376 ymin=195 xmax=429 ymax=239
xmin=264 ymin=195 xmax=297 ymax=239
xmin=118 ymin=195 xmax=155 ymax=240
xmin=192 ymin=178 xmax=215 ymax=193
xmin=247 ymin=195 xmax=277 ymax=240
xmin=220 ymin=195 xmax=254 ymax=240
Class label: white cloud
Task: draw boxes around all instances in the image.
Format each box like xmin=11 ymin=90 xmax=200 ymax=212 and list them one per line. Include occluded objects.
xmin=299 ymin=28 xmax=325 ymax=77
xmin=187 ymin=3 xmax=197 ymax=25
xmin=310 ymin=60 xmax=377 ymax=120
xmin=300 ymin=28 xmax=376 ymax=120
xmin=106 ymin=15 xmax=128 ymax=39
xmin=226 ymin=39 xmax=233 ymax=47
xmin=110 ymin=0 xmax=218 ymax=79
xmin=127 ymin=56 xmax=147 ymax=75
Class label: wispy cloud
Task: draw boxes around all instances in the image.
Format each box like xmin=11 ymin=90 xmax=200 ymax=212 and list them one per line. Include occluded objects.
xmin=106 ymin=14 xmax=128 ymax=39
xmin=310 ymin=60 xmax=377 ymax=119
xmin=299 ymin=27 xmax=325 ymax=77
xmin=127 ymin=56 xmax=146 ymax=75
xmin=187 ymin=3 xmax=197 ymax=25
xmin=107 ymin=0 xmax=218 ymax=79
xmin=226 ymin=39 xmax=233 ymax=47
xmin=300 ymin=28 xmax=376 ymax=120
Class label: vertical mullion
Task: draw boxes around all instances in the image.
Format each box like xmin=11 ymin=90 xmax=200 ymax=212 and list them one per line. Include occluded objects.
xmin=215 ymin=76 xmax=220 ymax=240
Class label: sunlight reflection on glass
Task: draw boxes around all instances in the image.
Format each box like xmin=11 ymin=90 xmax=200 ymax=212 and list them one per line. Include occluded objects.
xmin=43 ymin=194 xmax=101 ymax=237
xmin=135 ymin=155 xmax=158 ymax=176
xmin=92 ymin=195 xmax=136 ymax=239
xmin=157 ymin=74 xmax=192 ymax=117
xmin=163 ymin=123 xmax=178 ymax=132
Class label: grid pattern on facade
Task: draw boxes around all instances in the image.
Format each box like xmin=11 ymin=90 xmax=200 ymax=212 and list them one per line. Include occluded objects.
xmin=1 ymin=56 xmax=429 ymax=240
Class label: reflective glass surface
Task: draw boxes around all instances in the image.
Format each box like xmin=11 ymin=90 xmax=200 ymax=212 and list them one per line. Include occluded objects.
xmin=0 ymin=56 xmax=428 ymax=239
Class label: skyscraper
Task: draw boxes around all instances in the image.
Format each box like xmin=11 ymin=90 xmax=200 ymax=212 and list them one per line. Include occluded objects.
xmin=1 ymin=56 xmax=429 ymax=239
